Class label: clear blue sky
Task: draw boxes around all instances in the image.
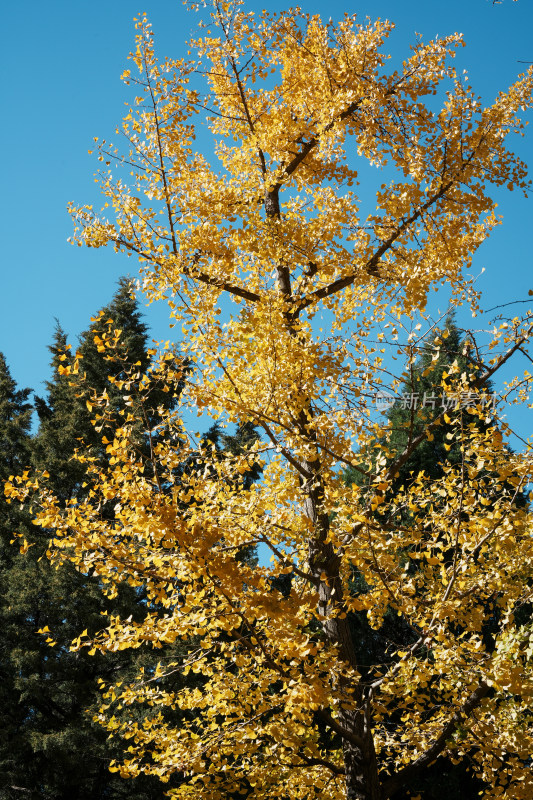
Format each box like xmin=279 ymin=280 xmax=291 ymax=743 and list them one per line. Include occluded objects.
xmin=1 ymin=0 xmax=531 ymax=439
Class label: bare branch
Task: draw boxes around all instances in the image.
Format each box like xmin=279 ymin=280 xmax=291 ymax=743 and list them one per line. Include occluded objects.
xmin=382 ymin=682 xmax=490 ymax=797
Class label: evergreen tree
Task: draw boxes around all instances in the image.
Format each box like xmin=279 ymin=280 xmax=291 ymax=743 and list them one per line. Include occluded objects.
xmin=344 ymin=317 xmax=528 ymax=800
xmin=346 ymin=315 xmax=488 ymax=489
xmin=2 ymin=283 xmax=182 ymax=799
xmin=0 ymin=353 xmax=35 ymax=797
xmin=32 ymin=323 xmax=88 ymax=502
xmin=33 ymin=277 xmax=179 ymax=501
xmin=207 ymin=420 xmax=262 ymax=568
xmin=0 ymin=352 xmax=33 ymax=564
xmin=3 ymin=280 xmax=260 ymax=799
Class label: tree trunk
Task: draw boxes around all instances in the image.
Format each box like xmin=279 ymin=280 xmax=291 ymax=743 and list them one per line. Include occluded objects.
xmin=342 ymin=716 xmax=383 ymax=800
xmin=306 ymin=458 xmax=382 ymax=800
xmin=268 ymin=182 xmax=382 ymax=800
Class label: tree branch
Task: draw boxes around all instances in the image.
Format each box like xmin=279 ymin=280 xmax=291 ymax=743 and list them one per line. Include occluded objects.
xmin=386 ymin=322 xmax=533 ymax=481
xmin=316 ymin=707 xmax=366 ymax=751
xmin=113 ymin=240 xmax=262 ymax=304
xmin=381 ymin=681 xmax=490 ymax=797
xmin=295 ymin=180 xmax=453 ymax=316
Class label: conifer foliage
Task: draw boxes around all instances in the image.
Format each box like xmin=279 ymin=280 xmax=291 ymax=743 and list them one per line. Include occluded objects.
xmin=1 ymin=285 xmax=182 ymax=799
xmin=344 ymin=316 xmax=529 ymax=800
xmin=7 ymin=4 xmax=533 ymax=800
xmin=0 ymin=354 xmax=34 ymax=797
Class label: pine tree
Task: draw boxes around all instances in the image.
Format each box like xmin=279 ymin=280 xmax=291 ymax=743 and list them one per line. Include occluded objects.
xmin=210 ymin=421 xmax=262 ymax=568
xmin=32 ymin=323 xmax=88 ymax=502
xmin=344 ymin=317 xmax=528 ymax=800
xmin=346 ymin=316 xmax=482 ymax=487
xmin=0 ymin=352 xmax=32 ymax=562
xmin=2 ymin=284 xmax=181 ymax=799
xmin=33 ymin=277 xmax=179 ymax=499
xmin=3 ymin=280 xmax=260 ymax=799
xmin=0 ymin=353 xmax=35 ymax=797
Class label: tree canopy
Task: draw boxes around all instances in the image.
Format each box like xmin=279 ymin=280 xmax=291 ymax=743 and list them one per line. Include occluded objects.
xmin=1 ymin=285 xmax=188 ymax=799
xmin=6 ymin=4 xmax=533 ymax=800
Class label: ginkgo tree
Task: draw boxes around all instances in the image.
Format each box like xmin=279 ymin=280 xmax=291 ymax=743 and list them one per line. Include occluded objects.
xmin=7 ymin=3 xmax=533 ymax=799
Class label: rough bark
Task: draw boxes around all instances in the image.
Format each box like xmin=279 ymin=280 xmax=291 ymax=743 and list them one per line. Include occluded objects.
xmin=305 ymin=450 xmax=382 ymax=800
xmin=266 ymin=178 xmax=383 ymax=800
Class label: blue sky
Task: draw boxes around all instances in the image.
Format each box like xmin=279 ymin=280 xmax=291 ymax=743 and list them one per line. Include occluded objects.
xmin=1 ymin=0 xmax=531 ymax=440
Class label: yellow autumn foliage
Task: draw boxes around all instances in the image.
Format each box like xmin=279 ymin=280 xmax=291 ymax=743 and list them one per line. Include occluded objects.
xmin=6 ymin=3 xmax=533 ymax=799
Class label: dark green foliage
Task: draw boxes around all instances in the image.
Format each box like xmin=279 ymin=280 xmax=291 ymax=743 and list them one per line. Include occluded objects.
xmin=0 ymin=353 xmax=33 ymax=480
xmin=1 ymin=282 xmax=261 ymax=798
xmin=219 ymin=421 xmax=262 ymax=568
xmin=0 ymin=353 xmax=35 ymax=796
xmin=75 ymin=276 xmax=181 ymax=440
xmin=383 ymin=317 xmax=469 ymax=481
xmin=220 ymin=420 xmax=263 ymax=492
xmin=345 ymin=315 xmax=485 ymax=492
xmin=176 ymin=420 xmax=261 ymax=568
xmin=0 ymin=351 xmax=33 ymax=571
xmin=390 ymin=759 xmax=483 ymax=800
xmin=32 ymin=278 xmax=181 ymax=502
xmin=344 ymin=317 xmax=528 ymax=800
xmin=1 ymin=536 xmax=177 ymax=800
xmin=1 ymin=283 xmax=181 ymax=799
xmin=78 ymin=276 xmax=151 ymax=394
xmin=32 ymin=323 xmax=89 ymax=503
